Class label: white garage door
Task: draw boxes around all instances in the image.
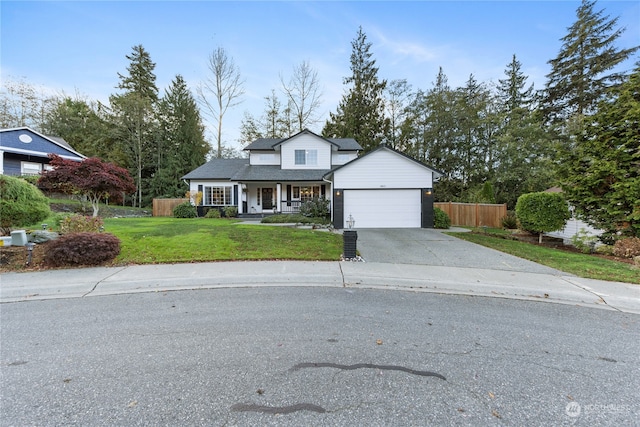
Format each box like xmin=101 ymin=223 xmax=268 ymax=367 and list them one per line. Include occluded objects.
xmin=343 ymin=189 xmax=421 ymax=228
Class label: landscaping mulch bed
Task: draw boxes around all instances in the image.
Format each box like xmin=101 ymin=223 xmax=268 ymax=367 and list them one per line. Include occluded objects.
xmin=0 ymin=243 xmax=50 ymax=272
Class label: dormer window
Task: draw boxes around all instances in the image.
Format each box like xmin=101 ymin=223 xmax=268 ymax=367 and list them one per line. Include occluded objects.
xmin=294 ymin=149 xmax=317 ymax=166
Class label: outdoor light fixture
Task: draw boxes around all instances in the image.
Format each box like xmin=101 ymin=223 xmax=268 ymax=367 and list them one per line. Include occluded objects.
xmin=347 ymin=214 xmax=355 ymax=229
xmin=41 ymin=224 xmax=48 ymax=230
xmin=425 ymin=189 xmax=432 ymax=196
xmin=26 ymin=242 xmax=35 ymax=266
xmin=336 ymin=191 xmax=341 ymax=196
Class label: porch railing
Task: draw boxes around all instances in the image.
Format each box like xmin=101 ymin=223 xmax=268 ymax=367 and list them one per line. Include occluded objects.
xmin=280 ymin=200 xmax=302 ymax=213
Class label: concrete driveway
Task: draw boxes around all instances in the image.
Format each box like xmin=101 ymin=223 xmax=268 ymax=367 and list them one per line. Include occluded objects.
xmin=355 ymin=228 xmax=565 ymax=275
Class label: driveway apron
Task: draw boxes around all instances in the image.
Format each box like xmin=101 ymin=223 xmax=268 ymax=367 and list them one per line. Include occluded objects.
xmin=355 ymin=228 xmax=566 ymax=275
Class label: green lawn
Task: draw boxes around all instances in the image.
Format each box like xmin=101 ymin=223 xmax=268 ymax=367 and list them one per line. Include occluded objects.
xmin=449 ymin=231 xmax=640 ymax=284
xmin=103 ymin=217 xmax=342 ymax=264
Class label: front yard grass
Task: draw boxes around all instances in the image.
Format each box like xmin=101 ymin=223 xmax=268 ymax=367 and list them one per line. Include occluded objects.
xmin=448 ymin=231 xmax=640 ymax=284
xmin=104 ymin=217 xmax=342 ymax=264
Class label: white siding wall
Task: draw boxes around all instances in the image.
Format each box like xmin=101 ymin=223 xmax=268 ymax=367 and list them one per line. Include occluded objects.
xmin=334 ymin=149 xmax=434 ymax=189
xmin=546 ymin=218 xmax=603 ymax=243
xmin=331 ymin=151 xmax=358 ymax=166
xmin=280 ymin=134 xmax=332 ymax=169
xmin=249 ymin=151 xmax=280 ymax=165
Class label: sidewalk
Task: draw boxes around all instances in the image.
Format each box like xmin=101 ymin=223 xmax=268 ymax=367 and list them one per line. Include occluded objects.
xmin=2 ymin=261 xmax=639 ymax=314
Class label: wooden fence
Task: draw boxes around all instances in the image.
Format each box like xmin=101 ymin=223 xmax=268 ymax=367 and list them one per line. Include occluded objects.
xmin=434 ymin=202 xmax=507 ymax=228
xmin=152 ymin=198 xmax=188 ymax=217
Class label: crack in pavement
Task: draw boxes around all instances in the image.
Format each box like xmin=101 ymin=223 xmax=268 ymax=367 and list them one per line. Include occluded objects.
xmin=560 ymin=277 xmax=622 ymax=312
xmin=290 ymin=362 xmax=447 ymax=380
xmin=81 ymin=267 xmax=129 ymax=298
xmin=231 ymin=403 xmax=326 ymax=414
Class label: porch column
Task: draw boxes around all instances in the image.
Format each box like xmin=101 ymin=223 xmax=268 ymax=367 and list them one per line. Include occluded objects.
xmin=0 ymin=150 xmax=3 ymax=175
xmin=276 ymin=183 xmax=282 ymax=213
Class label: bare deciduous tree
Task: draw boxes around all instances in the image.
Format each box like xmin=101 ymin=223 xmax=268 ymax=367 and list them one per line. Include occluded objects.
xmin=197 ymin=47 xmax=245 ymax=158
xmin=280 ymin=60 xmax=322 ymax=132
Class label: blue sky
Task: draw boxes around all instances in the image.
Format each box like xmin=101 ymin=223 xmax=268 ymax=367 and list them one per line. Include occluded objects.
xmin=2 ymin=1 xmax=639 ymax=150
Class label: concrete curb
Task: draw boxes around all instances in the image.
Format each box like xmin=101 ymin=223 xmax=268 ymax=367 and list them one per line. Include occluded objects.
xmin=1 ymin=261 xmax=639 ymax=314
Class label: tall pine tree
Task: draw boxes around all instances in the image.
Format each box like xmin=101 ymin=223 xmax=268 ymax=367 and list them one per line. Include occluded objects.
xmin=493 ymin=55 xmax=554 ymax=208
xmin=323 ymin=27 xmax=389 ymax=152
xmin=559 ymin=64 xmax=640 ymax=240
xmin=109 ymin=45 xmax=159 ymax=207
xmin=152 ymin=75 xmax=209 ymax=201
xmin=544 ymin=0 xmax=639 ymax=123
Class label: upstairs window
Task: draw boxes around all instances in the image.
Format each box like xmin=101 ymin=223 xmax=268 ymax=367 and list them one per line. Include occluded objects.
xmin=294 ymin=149 xmax=317 ymax=166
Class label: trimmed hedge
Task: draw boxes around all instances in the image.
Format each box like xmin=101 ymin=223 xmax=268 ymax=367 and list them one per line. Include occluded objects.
xmin=44 ymin=232 xmax=121 ymax=267
xmin=516 ymin=192 xmax=570 ymax=241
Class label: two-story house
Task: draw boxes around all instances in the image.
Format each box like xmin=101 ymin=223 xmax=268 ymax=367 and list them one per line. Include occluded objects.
xmin=183 ymin=129 xmax=442 ymax=229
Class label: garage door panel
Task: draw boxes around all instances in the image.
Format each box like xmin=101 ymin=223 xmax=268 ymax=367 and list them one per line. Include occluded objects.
xmin=344 ymin=189 xmax=421 ymax=228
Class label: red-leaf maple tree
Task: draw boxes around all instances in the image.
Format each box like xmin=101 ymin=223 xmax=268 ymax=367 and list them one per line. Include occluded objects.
xmin=38 ymin=155 xmax=136 ymax=217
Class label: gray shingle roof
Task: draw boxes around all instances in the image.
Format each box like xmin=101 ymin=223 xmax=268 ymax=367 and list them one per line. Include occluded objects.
xmin=182 ymin=159 xmax=329 ymax=182
xmin=242 ymin=129 xmax=362 ymax=151
xmin=232 ymin=165 xmax=331 ymax=181
xmin=182 ymin=158 xmax=249 ymax=180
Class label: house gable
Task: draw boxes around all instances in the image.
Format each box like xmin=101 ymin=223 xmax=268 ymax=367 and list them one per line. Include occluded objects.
xmin=0 ymin=127 xmax=86 ymax=176
xmin=244 ymin=129 xmax=361 ymax=167
xmin=329 ymin=145 xmax=442 ymax=189
xmin=279 ymin=132 xmax=334 ymax=170
xmin=0 ymin=127 xmax=85 ymax=160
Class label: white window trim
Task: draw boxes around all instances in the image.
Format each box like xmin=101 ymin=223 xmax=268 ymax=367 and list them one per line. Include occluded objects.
xmin=21 ymin=161 xmax=42 ymax=175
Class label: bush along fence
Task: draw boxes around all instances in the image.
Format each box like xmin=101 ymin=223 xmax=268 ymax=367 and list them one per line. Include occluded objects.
xmin=153 ymin=198 xmax=189 ymax=217
xmin=434 ymin=202 xmax=507 ymax=228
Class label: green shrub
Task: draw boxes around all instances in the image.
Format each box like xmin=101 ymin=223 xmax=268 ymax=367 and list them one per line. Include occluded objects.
xmin=501 ymin=211 xmax=518 ymax=229
xmin=59 ymin=214 xmax=104 ymax=234
xmin=44 ymin=232 xmax=121 ymax=267
xmin=223 ymin=206 xmax=238 ymax=218
xmin=0 ymin=175 xmax=51 ymax=232
xmin=595 ymin=245 xmax=614 ymax=256
xmin=173 ymin=202 xmax=197 ymax=218
xmin=434 ymin=208 xmax=451 ymax=229
xmin=204 ymin=208 xmax=221 ymax=218
xmin=612 ymin=237 xmax=640 ymax=259
xmin=571 ymin=228 xmax=600 ymax=254
xmin=516 ymin=192 xmax=570 ymax=243
xmin=261 ymin=214 xmax=330 ymax=225
xmin=300 ymin=197 xmax=330 ymax=218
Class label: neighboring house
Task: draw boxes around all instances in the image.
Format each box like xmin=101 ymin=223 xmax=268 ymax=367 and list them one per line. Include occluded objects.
xmin=544 ymin=186 xmax=604 ymax=243
xmin=182 ymin=129 xmax=442 ymax=229
xmin=0 ymin=127 xmax=85 ymax=176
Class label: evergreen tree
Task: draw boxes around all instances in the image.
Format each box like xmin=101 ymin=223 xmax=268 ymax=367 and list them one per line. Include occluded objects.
xmin=42 ymin=97 xmax=113 ymax=160
xmin=559 ymin=64 xmax=640 ymax=240
xmin=454 ymin=74 xmax=492 ymax=187
xmin=323 ymin=27 xmax=389 ymax=152
xmin=544 ymin=0 xmax=639 ymax=123
xmin=109 ymin=44 xmax=159 ymax=207
xmin=151 ymin=75 xmax=209 ymax=201
xmin=494 ymin=55 xmax=554 ymax=208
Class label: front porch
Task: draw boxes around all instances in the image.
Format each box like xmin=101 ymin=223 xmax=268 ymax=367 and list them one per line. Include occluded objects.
xmin=243 ymin=182 xmax=329 ymax=215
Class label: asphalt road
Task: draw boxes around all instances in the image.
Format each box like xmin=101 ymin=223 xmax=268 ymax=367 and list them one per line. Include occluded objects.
xmin=2 ymin=287 xmax=638 ymax=426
